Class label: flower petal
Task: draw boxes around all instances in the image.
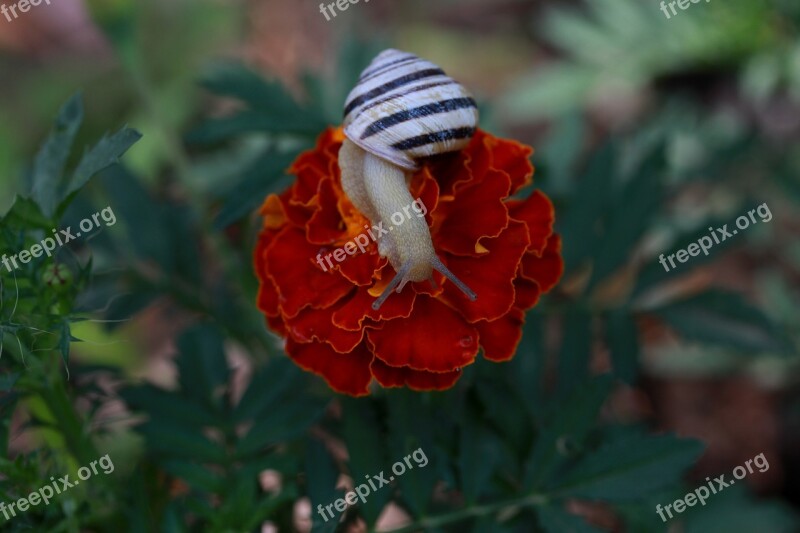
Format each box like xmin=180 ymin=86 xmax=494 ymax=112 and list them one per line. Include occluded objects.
xmin=265 ymin=227 xmax=354 ymax=317
xmin=371 ymin=358 xmax=462 ymax=390
xmin=521 ymin=233 xmax=564 ymax=294
xmin=439 ymin=220 xmax=530 ymax=322
xmin=477 ymin=307 xmax=525 ymax=362
xmin=286 ymin=338 xmax=373 ymax=396
xmin=332 ymin=284 xmax=416 ymax=331
xmin=434 ymin=168 xmax=511 ymax=256
xmin=508 ymin=190 xmax=555 ymax=256
xmin=368 ymin=296 xmax=479 ymax=372
xmin=284 ymin=302 xmax=365 ymax=353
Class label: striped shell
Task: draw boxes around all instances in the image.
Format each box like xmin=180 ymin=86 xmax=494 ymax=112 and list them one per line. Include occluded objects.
xmin=343 ymin=49 xmax=479 ymax=172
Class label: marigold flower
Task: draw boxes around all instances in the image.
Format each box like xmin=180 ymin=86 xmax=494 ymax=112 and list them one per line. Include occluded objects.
xmin=254 ymin=127 xmax=563 ymax=396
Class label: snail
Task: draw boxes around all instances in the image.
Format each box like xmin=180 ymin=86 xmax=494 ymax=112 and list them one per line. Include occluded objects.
xmin=338 ymin=49 xmax=480 ymax=311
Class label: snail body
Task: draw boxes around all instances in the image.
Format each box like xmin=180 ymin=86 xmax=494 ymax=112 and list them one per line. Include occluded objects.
xmin=338 ymin=49 xmax=479 ymax=310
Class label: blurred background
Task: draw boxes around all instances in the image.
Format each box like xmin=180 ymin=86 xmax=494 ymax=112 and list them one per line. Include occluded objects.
xmin=1 ymin=0 xmax=799 ymax=531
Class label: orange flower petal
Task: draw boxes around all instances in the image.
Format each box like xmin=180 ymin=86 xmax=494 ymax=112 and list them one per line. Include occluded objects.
xmin=264 ymin=227 xmax=354 ymax=317
xmin=284 ymin=303 xmax=365 ymax=353
xmin=371 ymin=358 xmax=462 ymax=391
xmin=521 ymin=233 xmax=564 ymax=294
xmin=368 ymin=296 xmax=479 ymax=372
xmin=332 ymin=285 xmax=416 ymax=332
xmin=508 ymin=190 xmax=555 ymax=256
xmin=477 ymin=307 xmax=525 ymax=362
xmin=438 ymin=220 xmax=530 ymax=323
xmin=286 ymin=338 xmax=372 ymax=396
xmin=434 ymin=168 xmax=511 ymax=257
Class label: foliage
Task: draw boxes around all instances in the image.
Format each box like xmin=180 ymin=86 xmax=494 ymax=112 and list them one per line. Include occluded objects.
xmin=1 ymin=4 xmax=799 ymax=532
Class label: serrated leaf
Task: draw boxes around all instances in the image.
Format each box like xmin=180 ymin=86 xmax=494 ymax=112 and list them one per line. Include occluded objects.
xmin=606 ymin=310 xmax=639 ymax=383
xmin=120 ymin=384 xmax=221 ymax=428
xmin=558 ymin=309 xmax=592 ymax=395
xmin=556 ymin=142 xmax=616 ymax=271
xmin=341 ymin=398 xmax=391 ymax=526
xmin=213 ymin=149 xmax=297 ymax=229
xmin=652 ymin=290 xmax=793 ymax=355
xmin=459 ymin=402 xmax=502 ymax=505
xmin=588 ymin=144 xmax=665 ymax=290
xmin=28 ymin=94 xmax=83 ymax=217
xmin=633 ymin=217 xmax=737 ymax=297
xmin=138 ymin=420 xmax=227 ymax=463
xmin=0 ymin=197 xmax=52 ymax=229
xmin=236 ymin=398 xmax=325 ymax=457
xmin=234 ymin=358 xmax=305 ymax=422
xmin=525 ymin=375 xmax=613 ymax=490
xmin=199 ymin=63 xmax=325 ymax=130
xmin=307 ymin=438 xmax=344 ymax=533
xmin=553 ymin=433 xmax=704 ymax=501
xmin=175 ymin=325 xmax=230 ymax=412
xmin=161 ymin=460 xmax=224 ymax=494
xmin=64 ymin=127 xmax=142 ymax=201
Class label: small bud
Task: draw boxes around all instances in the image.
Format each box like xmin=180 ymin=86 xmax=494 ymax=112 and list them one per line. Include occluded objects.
xmin=42 ymin=264 xmax=73 ymax=290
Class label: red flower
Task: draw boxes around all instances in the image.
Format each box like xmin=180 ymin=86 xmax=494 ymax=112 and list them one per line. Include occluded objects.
xmin=254 ymin=128 xmax=563 ymax=396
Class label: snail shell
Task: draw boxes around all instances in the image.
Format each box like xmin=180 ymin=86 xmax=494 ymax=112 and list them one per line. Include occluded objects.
xmin=338 ymin=49 xmax=479 ymax=310
xmin=343 ymin=49 xmax=479 ymax=171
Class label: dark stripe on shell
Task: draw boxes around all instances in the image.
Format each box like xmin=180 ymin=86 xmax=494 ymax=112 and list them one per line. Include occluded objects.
xmin=360 ymin=97 xmax=478 ymax=140
xmin=344 ymin=68 xmax=445 ymax=117
xmin=355 ymin=80 xmax=458 ymax=118
xmin=391 ymin=127 xmax=476 ymax=151
xmin=358 ymin=55 xmax=419 ymax=84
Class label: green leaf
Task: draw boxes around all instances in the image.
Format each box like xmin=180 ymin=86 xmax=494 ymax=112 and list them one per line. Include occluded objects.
xmin=537 ymin=503 xmax=604 ymax=533
xmin=28 ymin=94 xmax=83 ymax=217
xmin=236 ymin=397 xmax=325 ymax=457
xmin=64 ymin=127 xmax=143 ymax=202
xmin=306 ymin=438 xmax=344 ymax=533
xmin=0 ymin=197 xmax=52 ymax=229
xmin=187 ymin=112 xmax=321 ymax=144
xmin=59 ymin=320 xmax=72 ymax=367
xmin=138 ymin=420 xmax=227 ymax=463
xmin=233 ymin=358 xmax=305 ymax=422
xmin=502 ymin=65 xmax=598 ymax=122
xmin=161 ymin=460 xmax=224 ymax=494
xmin=341 ymin=398 xmax=391 ymax=526
xmin=525 ymin=375 xmax=613 ymax=490
xmin=213 ymin=149 xmax=297 ymax=229
xmin=633 ymin=217 xmax=738 ymax=297
xmin=459 ymin=401 xmax=502 ymax=505
xmin=606 ymin=310 xmax=639 ymax=383
xmin=175 ymin=325 xmax=231 ymax=413
xmin=198 ymin=63 xmax=326 ymax=130
xmin=554 ymin=433 xmax=704 ymax=501
xmin=510 ymin=313 xmax=546 ymax=418
xmin=556 ymin=142 xmax=616 ymax=271
xmin=587 ymin=143 xmax=665 ymax=290
xmin=120 ymin=384 xmax=221 ymax=428
xmin=652 ymin=290 xmax=793 ymax=355
xmin=558 ymin=309 xmax=592 ymax=395
xmin=685 ymin=485 xmax=800 ymax=533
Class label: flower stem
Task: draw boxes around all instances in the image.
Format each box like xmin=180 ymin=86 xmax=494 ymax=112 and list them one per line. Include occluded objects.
xmin=371 ymin=492 xmax=549 ymax=533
